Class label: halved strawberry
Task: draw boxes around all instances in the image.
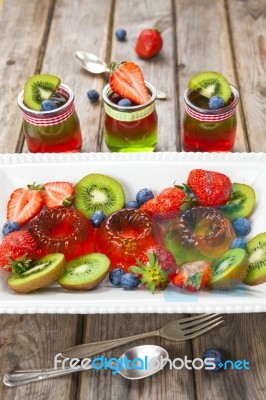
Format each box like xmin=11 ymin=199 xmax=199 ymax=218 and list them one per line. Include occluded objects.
xmin=42 ymin=182 xmax=75 ymax=208
xmin=172 ymin=260 xmax=212 ymax=292
xmin=140 ymin=187 xmax=186 ymax=216
xmin=109 ymin=62 xmax=150 ymax=105
xmin=187 ymin=169 xmax=232 ymax=207
xmin=0 ymin=231 xmax=40 ymax=271
xmin=7 ymin=183 xmax=44 ymax=226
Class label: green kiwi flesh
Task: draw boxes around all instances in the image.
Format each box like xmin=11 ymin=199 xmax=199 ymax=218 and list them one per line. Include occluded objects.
xmin=244 ymin=233 xmax=266 ymax=285
xmin=7 ymin=253 xmax=66 ymax=294
xmin=24 ymin=74 xmax=61 ymax=111
xmin=220 ymin=183 xmax=256 ymax=220
xmin=188 ymin=72 xmax=231 ymax=102
xmin=58 ymin=253 xmax=110 ymax=290
xmin=75 ymin=173 xmax=125 ymax=218
xmin=209 ymin=248 xmax=248 ymax=289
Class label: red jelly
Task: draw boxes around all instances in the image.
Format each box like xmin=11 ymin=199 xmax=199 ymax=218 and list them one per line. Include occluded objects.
xmin=29 ymin=208 xmax=94 ymax=261
xmin=95 ymin=209 xmax=155 ymax=271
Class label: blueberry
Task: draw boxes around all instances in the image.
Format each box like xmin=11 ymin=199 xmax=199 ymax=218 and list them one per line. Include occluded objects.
xmin=136 ymin=188 xmax=154 ymax=205
xmin=87 ymin=89 xmax=100 ymax=103
xmin=121 ymin=273 xmax=140 ymax=290
xmin=124 ymin=201 xmax=140 ymax=209
xmin=109 ymin=268 xmax=125 ymax=286
xmin=208 ymin=96 xmax=225 ymax=110
xmin=232 ymin=217 xmax=251 ymax=236
xmin=118 ymin=98 xmax=132 ymax=107
xmin=230 ymin=237 xmax=247 ymax=249
xmin=115 ymin=28 xmax=127 ymax=41
xmin=202 ymin=348 xmax=224 ymax=372
xmin=41 ymin=100 xmax=57 ymax=111
xmin=89 ymin=211 xmax=106 ymax=227
xmin=2 ymin=221 xmax=20 ymax=236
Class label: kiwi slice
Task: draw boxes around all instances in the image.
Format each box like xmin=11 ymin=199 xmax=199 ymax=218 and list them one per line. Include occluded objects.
xmin=244 ymin=233 xmax=266 ymax=285
xmin=188 ymin=72 xmax=231 ymax=102
xmin=220 ymin=183 xmax=256 ymax=220
xmin=75 ymin=173 xmax=125 ymax=218
xmin=58 ymin=253 xmax=110 ymax=290
xmin=7 ymin=253 xmax=66 ymax=294
xmin=209 ymin=248 xmax=248 ymax=289
xmin=24 ymin=74 xmax=61 ymax=111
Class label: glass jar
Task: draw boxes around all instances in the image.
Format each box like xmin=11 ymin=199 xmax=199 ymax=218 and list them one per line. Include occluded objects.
xmin=18 ymin=84 xmax=82 ymax=153
xmin=102 ymin=81 xmax=158 ymax=152
xmin=182 ymin=85 xmax=239 ymax=152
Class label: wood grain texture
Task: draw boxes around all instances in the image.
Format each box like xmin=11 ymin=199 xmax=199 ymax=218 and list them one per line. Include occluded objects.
xmin=175 ymin=0 xmax=248 ymax=152
xmin=0 ymin=315 xmax=79 ymax=400
xmin=193 ymin=314 xmax=266 ymax=400
xmin=79 ymin=314 xmax=195 ymax=400
xmin=22 ymin=0 xmax=113 ymax=152
xmin=0 ymin=0 xmax=54 ymax=153
xmin=227 ymin=0 xmax=266 ymax=151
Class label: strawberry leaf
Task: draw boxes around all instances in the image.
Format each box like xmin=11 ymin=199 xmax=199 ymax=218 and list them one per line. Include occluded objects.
xmin=129 ymin=266 xmax=144 ymax=275
xmin=184 ymin=272 xmax=202 ymax=290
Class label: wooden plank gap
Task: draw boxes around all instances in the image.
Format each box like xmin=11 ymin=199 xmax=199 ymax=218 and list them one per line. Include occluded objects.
xmin=224 ymin=0 xmax=251 ymax=152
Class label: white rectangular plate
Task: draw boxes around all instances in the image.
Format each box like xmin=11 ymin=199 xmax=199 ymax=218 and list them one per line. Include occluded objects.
xmin=0 ymin=152 xmax=266 ymax=314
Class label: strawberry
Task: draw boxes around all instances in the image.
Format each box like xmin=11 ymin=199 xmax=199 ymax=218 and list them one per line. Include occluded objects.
xmin=130 ymin=252 xmax=169 ymax=293
xmin=42 ymin=182 xmax=75 ymax=208
xmin=7 ymin=183 xmax=44 ymax=225
xmin=186 ymin=169 xmax=232 ymax=206
xmin=138 ymin=245 xmax=178 ymax=281
xmin=0 ymin=231 xmax=39 ymax=271
xmin=141 ymin=187 xmax=186 ymax=216
xmin=135 ymin=29 xmax=163 ymax=59
xmin=109 ymin=62 xmax=150 ymax=105
xmin=172 ymin=261 xmax=212 ymax=292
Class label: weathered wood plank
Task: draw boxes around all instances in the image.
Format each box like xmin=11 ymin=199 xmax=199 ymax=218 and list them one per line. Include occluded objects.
xmin=175 ymin=0 xmax=248 ymax=152
xmin=193 ymin=314 xmax=266 ymax=400
xmin=79 ymin=314 xmax=195 ymax=400
xmin=98 ymin=0 xmax=178 ymax=151
xmin=23 ymin=0 xmax=114 ymax=153
xmin=227 ymin=0 xmax=266 ymax=151
xmin=0 ymin=314 xmax=79 ymax=400
xmin=0 ymin=0 xmax=54 ymax=153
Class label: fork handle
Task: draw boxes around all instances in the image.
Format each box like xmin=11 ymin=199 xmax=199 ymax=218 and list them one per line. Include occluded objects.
xmin=62 ymin=330 xmax=160 ymax=359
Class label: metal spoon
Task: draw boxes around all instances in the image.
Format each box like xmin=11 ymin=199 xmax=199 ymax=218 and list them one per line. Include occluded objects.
xmin=74 ymin=51 xmax=167 ymax=100
xmin=3 ymin=345 xmax=168 ymax=387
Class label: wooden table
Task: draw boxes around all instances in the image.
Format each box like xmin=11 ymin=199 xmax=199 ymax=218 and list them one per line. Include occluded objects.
xmin=0 ymin=0 xmax=266 ymax=399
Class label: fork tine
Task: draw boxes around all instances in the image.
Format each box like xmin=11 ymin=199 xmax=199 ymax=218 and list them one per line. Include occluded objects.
xmin=184 ymin=319 xmax=224 ymax=340
xmin=179 ymin=313 xmax=221 ymax=329
xmin=178 ymin=313 xmax=219 ymax=324
xmin=181 ymin=316 xmax=223 ymax=335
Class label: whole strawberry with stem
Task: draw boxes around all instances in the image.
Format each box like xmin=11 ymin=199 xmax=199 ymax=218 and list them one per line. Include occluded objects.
xmin=135 ymin=29 xmax=163 ymax=59
xmin=130 ymin=252 xmax=171 ymax=293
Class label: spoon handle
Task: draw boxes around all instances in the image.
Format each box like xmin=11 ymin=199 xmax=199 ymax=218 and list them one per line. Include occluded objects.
xmin=63 ymin=330 xmax=160 ymax=359
xmin=3 ymin=365 xmax=87 ymax=387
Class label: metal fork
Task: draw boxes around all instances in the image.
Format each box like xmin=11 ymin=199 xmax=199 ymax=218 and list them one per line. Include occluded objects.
xmin=62 ymin=313 xmax=223 ymax=359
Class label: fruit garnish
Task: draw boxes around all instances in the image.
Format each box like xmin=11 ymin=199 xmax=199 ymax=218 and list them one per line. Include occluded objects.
xmin=109 ymin=62 xmax=150 ymax=105
xmin=138 ymin=244 xmax=177 ymax=281
xmin=89 ymin=211 xmax=106 ymax=227
xmin=2 ymin=220 xmax=20 ymax=236
xmin=135 ymin=29 xmax=163 ymax=59
xmin=75 ymin=173 xmax=125 ymax=218
xmin=87 ymin=89 xmax=100 ymax=103
xmin=172 ymin=260 xmax=212 ymax=292
xmin=186 ymin=169 xmax=232 ymax=207
xmin=109 ymin=268 xmax=125 ymax=286
xmin=130 ymin=252 xmax=170 ymax=293
xmin=136 ymin=188 xmax=154 ymax=205
xmin=208 ymin=96 xmax=224 ymax=110
xmin=209 ymin=248 xmax=248 ymax=289
xmin=7 ymin=253 xmax=66 ymax=293
xmin=140 ymin=187 xmax=186 ymax=215
xmin=188 ymin=72 xmax=231 ymax=103
xmin=124 ymin=201 xmax=140 ymax=210
xmin=232 ymin=217 xmax=251 ymax=236
xmin=29 ymin=207 xmax=94 ymax=261
xmin=220 ymin=183 xmax=256 ymax=220
xmin=41 ymin=100 xmax=57 ymax=111
xmin=230 ymin=238 xmax=247 ymax=250
xmin=121 ymin=273 xmax=140 ymax=290
xmin=7 ymin=183 xmax=44 ymax=225
xmin=42 ymin=182 xmax=75 ymax=208
xmin=115 ymin=28 xmax=127 ymax=41
xmin=244 ymin=232 xmax=266 ymax=286
xmin=58 ymin=253 xmax=110 ymax=291
xmin=24 ymin=74 xmax=61 ymax=111
xmin=0 ymin=231 xmax=39 ymax=272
